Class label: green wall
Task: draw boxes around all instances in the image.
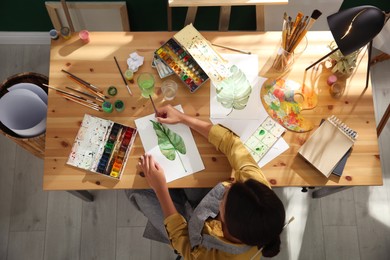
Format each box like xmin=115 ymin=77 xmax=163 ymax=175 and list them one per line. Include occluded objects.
xmin=0 ymin=0 xmax=256 ymax=31
xmin=1 ymin=0 xmax=388 ymax=32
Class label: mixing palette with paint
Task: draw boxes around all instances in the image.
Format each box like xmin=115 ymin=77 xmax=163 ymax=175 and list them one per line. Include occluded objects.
xmin=67 ymin=114 xmax=137 ymax=180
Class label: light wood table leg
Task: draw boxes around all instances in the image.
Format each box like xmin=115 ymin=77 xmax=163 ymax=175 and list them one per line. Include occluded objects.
xmin=67 ymin=190 xmax=94 ymax=202
xmin=256 ymin=5 xmax=265 ymax=31
xmin=185 ymin=7 xmax=198 ymax=26
xmin=219 ymin=6 xmax=231 ymax=31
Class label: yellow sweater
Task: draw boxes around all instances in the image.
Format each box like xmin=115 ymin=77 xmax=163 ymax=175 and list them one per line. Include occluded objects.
xmin=164 ymin=125 xmax=271 ymax=259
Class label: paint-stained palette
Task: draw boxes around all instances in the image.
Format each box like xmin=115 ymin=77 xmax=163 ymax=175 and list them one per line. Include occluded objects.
xmin=244 ymin=116 xmax=285 ymax=162
xmin=67 ymin=114 xmax=137 ymax=180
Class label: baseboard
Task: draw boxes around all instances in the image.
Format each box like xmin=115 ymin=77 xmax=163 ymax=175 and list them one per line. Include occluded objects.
xmin=0 ymin=32 xmax=50 ymax=45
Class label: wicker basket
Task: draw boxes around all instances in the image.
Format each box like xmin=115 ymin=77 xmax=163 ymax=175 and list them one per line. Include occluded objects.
xmin=0 ymin=72 xmax=48 ymax=159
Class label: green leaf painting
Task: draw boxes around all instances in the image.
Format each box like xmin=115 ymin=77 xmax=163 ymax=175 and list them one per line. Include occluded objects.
xmin=150 ymin=120 xmax=187 ymax=171
xmin=215 ymin=65 xmax=252 ymax=114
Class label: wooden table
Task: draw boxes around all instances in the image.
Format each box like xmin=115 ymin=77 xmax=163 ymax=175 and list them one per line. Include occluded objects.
xmin=44 ymin=31 xmax=382 ymax=200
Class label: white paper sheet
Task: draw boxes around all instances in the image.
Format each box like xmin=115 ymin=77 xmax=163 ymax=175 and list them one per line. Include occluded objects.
xmin=210 ymin=54 xmax=267 ymax=119
xmin=0 ymin=88 xmax=47 ymax=137
xmin=209 ymin=54 xmax=290 ymax=167
xmin=134 ymin=105 xmax=205 ymax=183
xmin=8 ymin=82 xmax=48 ymax=104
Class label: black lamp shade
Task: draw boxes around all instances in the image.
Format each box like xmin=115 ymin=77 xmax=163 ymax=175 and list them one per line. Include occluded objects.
xmin=327 ymin=5 xmax=386 ymax=56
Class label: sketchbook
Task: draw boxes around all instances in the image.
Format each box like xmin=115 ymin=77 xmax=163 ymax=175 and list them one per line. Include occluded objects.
xmin=298 ymin=115 xmax=358 ymax=177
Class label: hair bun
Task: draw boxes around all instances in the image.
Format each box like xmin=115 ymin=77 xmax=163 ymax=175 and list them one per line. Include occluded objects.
xmin=261 ymin=236 xmax=281 ymax=258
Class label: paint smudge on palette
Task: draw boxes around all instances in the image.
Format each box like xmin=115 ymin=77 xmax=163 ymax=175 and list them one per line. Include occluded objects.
xmin=67 ymin=114 xmax=137 ymax=180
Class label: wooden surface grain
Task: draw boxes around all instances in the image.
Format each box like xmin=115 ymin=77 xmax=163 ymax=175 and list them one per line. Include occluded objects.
xmin=43 ymin=31 xmax=382 ymax=190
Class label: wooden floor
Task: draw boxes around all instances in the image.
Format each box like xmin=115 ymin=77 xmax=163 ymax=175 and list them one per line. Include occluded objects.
xmin=1 ymin=34 xmax=389 ymax=260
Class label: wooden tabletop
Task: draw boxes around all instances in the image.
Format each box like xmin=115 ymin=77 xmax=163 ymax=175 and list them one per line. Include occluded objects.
xmin=43 ymin=31 xmax=382 ymax=191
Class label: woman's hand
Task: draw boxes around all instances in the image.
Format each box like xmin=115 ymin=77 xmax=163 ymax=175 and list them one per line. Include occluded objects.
xmin=156 ymin=104 xmax=185 ymax=125
xmin=139 ymin=154 xmax=167 ymax=194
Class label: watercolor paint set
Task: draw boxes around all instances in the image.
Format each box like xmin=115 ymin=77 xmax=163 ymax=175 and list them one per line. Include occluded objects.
xmin=155 ymin=24 xmax=231 ymax=93
xmin=67 ymin=114 xmax=137 ymax=180
xmin=244 ymin=117 xmax=286 ymax=162
xmin=155 ymin=38 xmax=209 ymax=92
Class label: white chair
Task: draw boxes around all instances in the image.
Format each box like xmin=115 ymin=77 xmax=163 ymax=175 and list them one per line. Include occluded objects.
xmin=45 ymin=1 xmax=130 ymax=32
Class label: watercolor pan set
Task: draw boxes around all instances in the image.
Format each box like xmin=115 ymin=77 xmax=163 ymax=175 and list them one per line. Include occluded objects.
xmin=244 ymin=117 xmax=286 ymax=162
xmin=67 ymin=114 xmax=137 ymax=180
xmin=155 ymin=24 xmax=231 ymax=93
xmin=155 ymin=38 xmax=209 ymax=92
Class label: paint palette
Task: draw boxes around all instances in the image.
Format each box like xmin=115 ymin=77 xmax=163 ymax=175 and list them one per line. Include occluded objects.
xmin=244 ymin=116 xmax=286 ymax=162
xmin=155 ymin=38 xmax=209 ymax=92
xmin=155 ymin=24 xmax=231 ymax=93
xmin=67 ymin=114 xmax=137 ymax=180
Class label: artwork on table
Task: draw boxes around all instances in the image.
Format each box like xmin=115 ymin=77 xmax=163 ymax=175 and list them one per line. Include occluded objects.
xmin=244 ymin=116 xmax=286 ymax=162
xmin=214 ymin=65 xmax=252 ymax=115
xmin=150 ymin=120 xmax=187 ymax=172
xmin=134 ymin=105 xmax=204 ymax=182
xmin=67 ymin=114 xmax=137 ymax=180
xmin=210 ymin=53 xmax=262 ymax=119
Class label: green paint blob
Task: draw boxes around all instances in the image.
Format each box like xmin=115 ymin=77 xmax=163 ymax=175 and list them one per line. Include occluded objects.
xmin=259 ymin=129 xmax=265 ymax=135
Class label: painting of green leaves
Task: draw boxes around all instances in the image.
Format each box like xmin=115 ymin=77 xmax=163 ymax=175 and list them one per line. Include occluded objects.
xmin=150 ymin=120 xmax=187 ymax=172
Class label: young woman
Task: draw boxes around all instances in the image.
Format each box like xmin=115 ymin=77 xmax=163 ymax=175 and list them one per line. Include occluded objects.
xmin=126 ymin=105 xmax=286 ymax=259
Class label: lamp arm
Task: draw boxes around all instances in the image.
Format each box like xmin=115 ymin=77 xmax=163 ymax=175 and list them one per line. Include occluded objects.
xmin=305 ymin=47 xmax=339 ymax=71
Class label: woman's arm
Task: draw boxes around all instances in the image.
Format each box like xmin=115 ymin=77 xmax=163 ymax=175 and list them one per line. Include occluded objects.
xmin=139 ymin=154 xmax=177 ymax=218
xmin=156 ymin=105 xmax=269 ymax=185
xmin=156 ymin=105 xmax=212 ymax=139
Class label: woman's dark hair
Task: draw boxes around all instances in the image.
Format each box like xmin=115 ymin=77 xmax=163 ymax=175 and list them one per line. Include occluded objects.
xmin=225 ymin=179 xmax=285 ymax=257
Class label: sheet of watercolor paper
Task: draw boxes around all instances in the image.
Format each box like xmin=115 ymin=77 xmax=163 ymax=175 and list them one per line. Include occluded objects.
xmin=209 ymin=54 xmax=289 ymax=167
xmin=134 ymin=105 xmax=205 ymax=183
xmin=210 ymin=54 xmax=263 ymax=120
xmin=244 ymin=117 xmax=286 ymax=163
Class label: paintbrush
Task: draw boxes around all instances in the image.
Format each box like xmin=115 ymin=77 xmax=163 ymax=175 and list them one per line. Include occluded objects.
xmin=149 ymin=95 xmax=167 ymax=118
xmin=113 ymin=56 xmax=133 ymax=96
xmin=211 ymin=43 xmax=251 ymax=55
xmin=57 ymin=92 xmax=102 ymax=111
xmin=287 ymin=12 xmax=304 ymax=49
xmin=282 ymin=12 xmax=288 ymax=49
xmin=291 ymin=9 xmax=322 ymax=52
xmin=67 ymin=76 xmax=108 ymax=100
xmin=288 ymin=15 xmax=309 ymax=51
xmin=44 ymin=83 xmax=99 ymax=106
xmin=149 ymin=94 xmax=158 ymax=116
xmin=61 ymin=69 xmax=102 ymax=93
xmin=65 ymin=86 xmax=104 ymax=102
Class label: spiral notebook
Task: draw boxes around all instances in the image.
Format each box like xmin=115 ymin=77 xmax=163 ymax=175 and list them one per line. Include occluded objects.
xmin=298 ymin=115 xmax=358 ymax=177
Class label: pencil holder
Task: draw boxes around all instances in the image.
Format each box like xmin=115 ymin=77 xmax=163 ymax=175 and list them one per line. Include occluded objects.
xmin=271 ymin=36 xmax=307 ymax=73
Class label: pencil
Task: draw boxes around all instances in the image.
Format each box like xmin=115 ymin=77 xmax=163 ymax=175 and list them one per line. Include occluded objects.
xmin=113 ymin=56 xmax=133 ymax=96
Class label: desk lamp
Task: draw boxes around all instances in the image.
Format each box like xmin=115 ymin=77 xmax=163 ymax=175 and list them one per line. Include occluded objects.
xmin=305 ymin=5 xmax=389 ymax=89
